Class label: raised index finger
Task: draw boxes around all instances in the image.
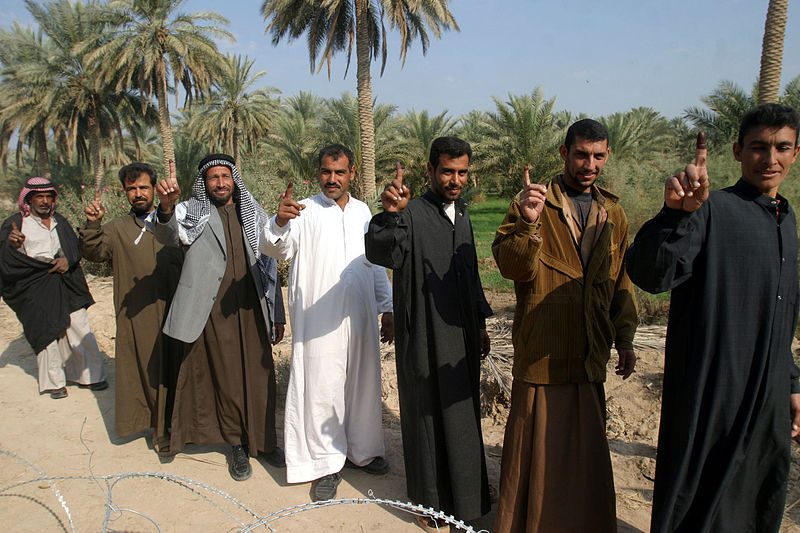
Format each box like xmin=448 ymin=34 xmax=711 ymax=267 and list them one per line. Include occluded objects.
xmin=284 ymin=182 xmax=294 ymax=200
xmin=395 ymin=161 xmax=404 ymax=185
xmin=11 ymin=221 xmax=17 ymax=232
xmin=523 ymin=165 xmax=531 ymax=187
xmin=169 ymin=159 xmax=176 ymax=181
xmin=695 ymin=132 xmax=707 ymax=168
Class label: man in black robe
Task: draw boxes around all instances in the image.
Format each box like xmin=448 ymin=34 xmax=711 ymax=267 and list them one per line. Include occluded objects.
xmin=626 ymin=103 xmax=800 ymax=532
xmin=365 ymin=136 xmax=492 ymax=529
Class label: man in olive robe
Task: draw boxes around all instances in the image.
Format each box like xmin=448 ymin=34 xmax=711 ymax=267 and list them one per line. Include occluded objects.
xmin=80 ymin=162 xmax=183 ymax=448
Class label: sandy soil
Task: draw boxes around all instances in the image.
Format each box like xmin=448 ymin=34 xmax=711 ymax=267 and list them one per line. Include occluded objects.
xmin=0 ymin=279 xmax=798 ymax=532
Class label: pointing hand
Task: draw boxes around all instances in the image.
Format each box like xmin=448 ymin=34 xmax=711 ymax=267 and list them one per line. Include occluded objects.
xmin=276 ymin=182 xmax=305 ymax=227
xmin=519 ymin=165 xmax=547 ymax=224
xmin=155 ymin=159 xmax=181 ymax=214
xmin=664 ymin=132 xmax=709 ymax=212
xmin=381 ymin=162 xmax=409 ymax=213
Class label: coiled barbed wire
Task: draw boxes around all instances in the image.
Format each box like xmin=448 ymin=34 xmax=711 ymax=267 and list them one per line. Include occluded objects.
xmin=0 ymin=448 xmax=489 ymax=532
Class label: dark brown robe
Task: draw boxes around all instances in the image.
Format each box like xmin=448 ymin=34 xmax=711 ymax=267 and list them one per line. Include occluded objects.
xmin=80 ymin=212 xmax=183 ymax=442
xmin=168 ymin=204 xmax=277 ymax=456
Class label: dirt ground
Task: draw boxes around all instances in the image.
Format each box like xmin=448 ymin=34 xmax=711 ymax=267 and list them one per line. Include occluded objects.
xmin=0 ymin=279 xmax=799 ymax=532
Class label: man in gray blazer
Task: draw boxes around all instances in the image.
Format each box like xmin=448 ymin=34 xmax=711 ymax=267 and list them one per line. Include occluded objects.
xmin=155 ymin=154 xmax=286 ymax=481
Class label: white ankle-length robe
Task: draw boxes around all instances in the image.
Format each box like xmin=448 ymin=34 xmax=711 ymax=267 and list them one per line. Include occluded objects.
xmin=262 ymin=192 xmax=392 ymax=483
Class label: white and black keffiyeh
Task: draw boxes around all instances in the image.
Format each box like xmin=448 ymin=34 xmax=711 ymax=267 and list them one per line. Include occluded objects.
xmin=179 ymin=157 xmax=277 ymax=301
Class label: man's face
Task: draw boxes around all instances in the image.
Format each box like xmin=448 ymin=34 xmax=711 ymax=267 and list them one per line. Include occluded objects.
xmin=734 ymin=125 xmax=799 ymax=197
xmin=205 ymin=165 xmax=235 ymax=206
xmin=559 ymin=137 xmax=610 ymax=193
xmin=318 ymin=154 xmax=353 ymax=206
xmin=28 ymin=191 xmax=54 ymax=218
xmin=124 ymin=173 xmax=155 ymax=215
xmin=428 ymin=153 xmax=470 ymax=202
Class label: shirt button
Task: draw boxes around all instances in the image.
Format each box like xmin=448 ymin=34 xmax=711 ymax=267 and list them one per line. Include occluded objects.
xmin=782 ymin=257 xmax=786 ymax=262
xmin=778 ymin=295 xmax=783 ymax=301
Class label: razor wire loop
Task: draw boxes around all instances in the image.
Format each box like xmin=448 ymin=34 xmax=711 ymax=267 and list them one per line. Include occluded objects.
xmin=0 ymin=448 xmax=489 ymax=532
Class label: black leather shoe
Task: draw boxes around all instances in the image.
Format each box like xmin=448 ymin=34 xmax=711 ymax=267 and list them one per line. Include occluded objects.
xmin=78 ymin=380 xmax=108 ymax=391
xmin=311 ymin=473 xmax=341 ymax=501
xmin=49 ymin=387 xmax=68 ymax=399
xmin=262 ymin=447 xmax=286 ymax=468
xmin=344 ymin=456 xmax=389 ymax=475
xmin=229 ymin=445 xmax=252 ymax=481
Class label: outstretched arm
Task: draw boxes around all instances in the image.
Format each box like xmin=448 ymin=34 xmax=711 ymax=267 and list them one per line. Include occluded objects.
xmin=626 ymin=134 xmax=710 ymax=293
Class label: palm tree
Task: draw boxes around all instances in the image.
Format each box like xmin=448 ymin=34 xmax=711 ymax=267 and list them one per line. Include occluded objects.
xmin=319 ymin=92 xmax=401 ymax=190
xmin=0 ymin=22 xmax=54 ymax=177
xmin=265 ymin=97 xmax=323 ymax=186
xmin=185 ymin=54 xmax=279 ymax=166
xmin=23 ymin=0 xmax=153 ymax=192
xmin=600 ymin=107 xmax=672 ymax=161
xmin=781 ymin=74 xmax=800 ymax=111
xmin=83 ymin=0 xmax=232 ymax=173
xmin=684 ymin=80 xmax=755 ymax=149
xmin=480 ymin=88 xmax=562 ymax=195
xmin=261 ymin=0 xmax=459 ymax=200
xmin=757 ymin=0 xmax=788 ymax=105
xmin=393 ymin=109 xmax=456 ymax=194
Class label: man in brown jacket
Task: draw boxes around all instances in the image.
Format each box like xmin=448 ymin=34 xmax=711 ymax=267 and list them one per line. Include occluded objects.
xmin=492 ymin=118 xmax=638 ymax=533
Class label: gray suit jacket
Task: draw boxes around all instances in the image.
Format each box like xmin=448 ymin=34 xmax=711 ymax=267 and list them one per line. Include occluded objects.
xmin=155 ymin=206 xmax=285 ymax=344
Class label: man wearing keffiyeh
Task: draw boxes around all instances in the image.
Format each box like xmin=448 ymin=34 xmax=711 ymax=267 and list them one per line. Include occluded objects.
xmin=154 ymin=154 xmax=286 ymax=481
xmin=0 ymin=177 xmax=107 ymax=399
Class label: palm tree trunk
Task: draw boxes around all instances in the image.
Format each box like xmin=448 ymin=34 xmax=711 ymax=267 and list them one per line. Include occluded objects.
xmin=34 ymin=123 xmax=51 ymax=178
xmin=758 ymin=0 xmax=788 ymax=104
xmin=88 ymin=105 xmax=103 ymax=194
xmin=354 ymin=0 xmax=377 ymax=201
xmin=156 ymin=61 xmax=176 ymax=174
xmin=233 ymin=124 xmax=240 ymax=167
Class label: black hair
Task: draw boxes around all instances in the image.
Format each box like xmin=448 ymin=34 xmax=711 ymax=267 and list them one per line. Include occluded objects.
xmin=564 ymin=119 xmax=609 ymax=150
xmin=428 ymin=136 xmax=472 ymax=170
xmin=118 ymin=162 xmax=157 ymax=186
xmin=737 ymin=103 xmax=800 ymax=145
xmin=318 ymin=144 xmax=355 ymax=168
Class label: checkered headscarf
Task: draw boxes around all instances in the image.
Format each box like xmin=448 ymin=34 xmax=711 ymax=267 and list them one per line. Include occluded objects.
xmin=18 ymin=177 xmax=57 ymax=217
xmin=178 ymin=155 xmax=276 ymax=300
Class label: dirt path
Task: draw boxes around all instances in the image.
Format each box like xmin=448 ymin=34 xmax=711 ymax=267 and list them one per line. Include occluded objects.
xmin=0 ymin=280 xmax=798 ymax=531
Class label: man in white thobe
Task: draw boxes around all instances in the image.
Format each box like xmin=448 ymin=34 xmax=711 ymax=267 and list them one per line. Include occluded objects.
xmin=262 ymin=144 xmax=393 ymax=502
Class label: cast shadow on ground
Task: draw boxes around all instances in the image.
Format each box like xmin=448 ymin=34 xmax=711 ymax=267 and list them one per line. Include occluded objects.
xmin=0 ymin=336 xmax=39 ymax=380
xmin=608 ymin=439 xmax=657 ymax=459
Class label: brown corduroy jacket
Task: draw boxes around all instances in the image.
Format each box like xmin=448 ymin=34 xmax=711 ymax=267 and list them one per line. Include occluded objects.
xmin=492 ymin=177 xmax=637 ymax=384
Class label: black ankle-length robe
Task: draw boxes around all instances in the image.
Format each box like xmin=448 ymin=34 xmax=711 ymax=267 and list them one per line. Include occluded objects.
xmin=626 ymin=179 xmax=800 ymax=532
xmin=365 ymin=190 xmax=493 ymax=521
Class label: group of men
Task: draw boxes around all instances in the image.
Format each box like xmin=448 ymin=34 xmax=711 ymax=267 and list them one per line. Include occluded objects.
xmin=0 ymin=102 xmax=799 ymax=533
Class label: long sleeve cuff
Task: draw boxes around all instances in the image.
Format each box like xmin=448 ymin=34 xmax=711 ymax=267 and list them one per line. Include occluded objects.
xmin=657 ymin=205 xmax=694 ymax=226
xmin=156 ymin=207 xmax=173 ymax=223
xmin=514 ymin=215 xmax=541 ymax=237
xmin=376 ymin=211 xmax=401 ymax=227
xmin=84 ymin=219 xmax=102 ymax=229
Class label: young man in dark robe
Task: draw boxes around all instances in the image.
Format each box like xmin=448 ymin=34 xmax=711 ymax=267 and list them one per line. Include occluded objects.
xmin=365 ymin=136 xmax=493 ymax=531
xmin=626 ymin=103 xmax=800 ymax=532
xmin=80 ymin=162 xmax=183 ymax=450
xmin=492 ymin=119 xmax=638 ymax=533
xmin=154 ymin=155 xmax=286 ymax=481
